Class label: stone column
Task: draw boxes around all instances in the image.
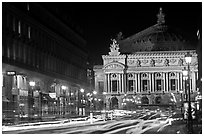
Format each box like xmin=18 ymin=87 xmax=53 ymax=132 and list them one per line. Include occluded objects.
xmin=163 ymin=72 xmax=166 ymax=92
xmin=104 ymin=74 xmax=107 ymax=92
xmin=149 ymin=73 xmax=152 ymax=92
xmin=177 ymin=72 xmax=180 ymax=91
xmin=152 ymin=73 xmax=154 ymax=92
xmin=138 ymin=73 xmax=140 ymax=92
xmin=135 ymin=73 xmax=138 ymax=93
xmin=180 ymin=73 xmax=183 ymax=91
xmin=107 ymin=73 xmax=110 ymax=93
xmin=124 ymin=73 xmax=127 ymax=93
xmin=121 ymin=74 xmax=124 ymax=93
xmin=166 ymin=73 xmax=169 ymax=92
xmin=95 ymin=74 xmax=98 ymax=92
xmin=119 ymin=74 xmax=121 ymax=93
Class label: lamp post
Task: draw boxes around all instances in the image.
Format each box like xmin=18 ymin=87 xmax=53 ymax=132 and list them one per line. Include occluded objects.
xmin=183 ymin=67 xmax=188 ymax=101
xmin=184 ymin=52 xmax=193 ymax=133
xmin=80 ymin=88 xmax=85 ymax=116
xmin=93 ymin=91 xmax=97 ymax=112
xmin=179 ymin=90 xmax=183 ymax=114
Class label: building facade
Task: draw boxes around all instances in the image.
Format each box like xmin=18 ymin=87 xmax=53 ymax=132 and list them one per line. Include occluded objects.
xmin=94 ymin=8 xmax=199 ymax=110
xmin=2 ymin=3 xmax=89 ymax=124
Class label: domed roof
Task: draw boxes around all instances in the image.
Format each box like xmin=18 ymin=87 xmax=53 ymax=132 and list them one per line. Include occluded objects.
xmin=118 ymin=8 xmax=191 ymax=53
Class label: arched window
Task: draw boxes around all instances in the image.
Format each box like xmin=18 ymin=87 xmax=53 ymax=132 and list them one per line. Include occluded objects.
xmin=155 ymin=73 xmax=163 ymax=91
xmin=141 ymin=73 xmax=149 ymax=92
xmin=128 ymin=73 xmax=134 ymax=92
xmin=111 ymin=73 xmax=118 ymax=93
xmin=169 ymin=72 xmax=177 ymax=91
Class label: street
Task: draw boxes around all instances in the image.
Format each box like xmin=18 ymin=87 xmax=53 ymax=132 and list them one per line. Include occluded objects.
xmin=3 ymin=109 xmax=201 ymax=134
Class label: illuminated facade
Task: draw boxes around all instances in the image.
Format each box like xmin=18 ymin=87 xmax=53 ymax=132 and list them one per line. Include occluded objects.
xmin=2 ymin=3 xmax=89 ymax=124
xmin=94 ymin=8 xmax=199 ymax=110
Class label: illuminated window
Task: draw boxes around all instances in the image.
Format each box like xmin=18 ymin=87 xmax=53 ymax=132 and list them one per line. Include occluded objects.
xmin=27 ymin=3 xmax=30 ymax=11
xmin=155 ymin=73 xmax=163 ymax=91
xmin=28 ymin=26 xmax=31 ymax=39
xmin=18 ymin=21 xmax=21 ymax=34
xmin=169 ymin=72 xmax=177 ymax=91
xmin=128 ymin=73 xmax=134 ymax=92
xmin=141 ymin=73 xmax=149 ymax=92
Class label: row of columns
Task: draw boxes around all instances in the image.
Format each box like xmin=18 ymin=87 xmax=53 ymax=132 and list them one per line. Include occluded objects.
xmin=103 ymin=71 xmax=197 ymax=94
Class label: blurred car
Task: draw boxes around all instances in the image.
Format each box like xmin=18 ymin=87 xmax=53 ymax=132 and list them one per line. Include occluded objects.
xmin=85 ymin=116 xmax=103 ymax=122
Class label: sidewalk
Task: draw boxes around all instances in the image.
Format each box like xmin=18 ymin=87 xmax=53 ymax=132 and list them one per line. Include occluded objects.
xmin=157 ymin=120 xmax=202 ymax=134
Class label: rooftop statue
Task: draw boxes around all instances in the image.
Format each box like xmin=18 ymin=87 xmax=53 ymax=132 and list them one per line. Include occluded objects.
xmin=109 ymin=39 xmax=120 ymax=55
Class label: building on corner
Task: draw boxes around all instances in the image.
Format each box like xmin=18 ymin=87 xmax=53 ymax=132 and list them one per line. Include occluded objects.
xmin=2 ymin=3 xmax=89 ymax=124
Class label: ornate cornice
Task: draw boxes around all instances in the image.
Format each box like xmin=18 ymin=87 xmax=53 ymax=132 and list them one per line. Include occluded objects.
xmin=102 ymin=54 xmax=126 ymax=59
xmin=103 ymin=61 xmax=125 ymax=70
xmin=128 ymin=50 xmax=197 ymax=58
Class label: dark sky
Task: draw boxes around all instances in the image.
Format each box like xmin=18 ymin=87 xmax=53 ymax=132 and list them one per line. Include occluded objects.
xmin=56 ymin=2 xmax=202 ymax=65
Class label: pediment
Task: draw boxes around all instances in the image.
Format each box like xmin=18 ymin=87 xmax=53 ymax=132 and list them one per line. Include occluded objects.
xmin=103 ymin=62 xmax=125 ymax=70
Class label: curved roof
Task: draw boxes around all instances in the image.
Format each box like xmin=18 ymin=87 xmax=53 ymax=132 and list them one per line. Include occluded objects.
xmin=118 ymin=8 xmax=192 ymax=54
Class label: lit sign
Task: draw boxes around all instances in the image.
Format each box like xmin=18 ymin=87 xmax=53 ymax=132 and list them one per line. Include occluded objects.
xmin=6 ymin=71 xmax=16 ymax=76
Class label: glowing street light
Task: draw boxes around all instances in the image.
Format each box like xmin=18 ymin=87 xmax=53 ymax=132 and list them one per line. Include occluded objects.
xmin=29 ymin=81 xmax=35 ymax=87
xmin=80 ymin=88 xmax=85 ymax=93
xmin=93 ymin=90 xmax=97 ymax=95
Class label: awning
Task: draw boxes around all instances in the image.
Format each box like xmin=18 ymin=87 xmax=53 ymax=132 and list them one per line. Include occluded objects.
xmin=2 ymin=96 xmax=10 ymax=102
xmin=41 ymin=93 xmax=55 ymax=102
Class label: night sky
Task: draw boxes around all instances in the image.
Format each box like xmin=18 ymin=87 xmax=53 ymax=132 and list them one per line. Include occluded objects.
xmin=50 ymin=2 xmax=202 ymax=65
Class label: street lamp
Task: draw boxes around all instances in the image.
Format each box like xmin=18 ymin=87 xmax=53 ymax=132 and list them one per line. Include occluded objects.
xmin=183 ymin=67 xmax=188 ymax=100
xmin=93 ymin=90 xmax=97 ymax=95
xmin=92 ymin=91 xmax=97 ymax=113
xmin=184 ymin=52 xmax=193 ymax=133
xmin=80 ymin=88 xmax=85 ymax=116
xmin=29 ymin=81 xmax=35 ymax=87
xmin=80 ymin=88 xmax=85 ymax=93
xmin=179 ymin=90 xmax=183 ymax=114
